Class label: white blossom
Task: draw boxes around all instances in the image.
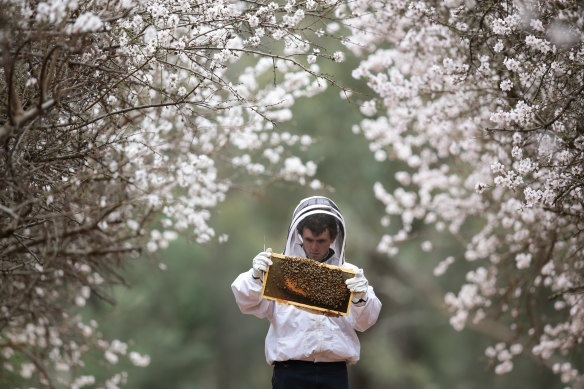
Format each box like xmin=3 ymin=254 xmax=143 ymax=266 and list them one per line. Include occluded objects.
xmin=69 ymin=12 xmax=103 ymax=34
xmin=129 ymin=351 xmax=151 ymax=367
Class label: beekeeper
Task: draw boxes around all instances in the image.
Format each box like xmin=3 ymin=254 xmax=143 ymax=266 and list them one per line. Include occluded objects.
xmin=231 ymin=196 xmax=382 ymax=389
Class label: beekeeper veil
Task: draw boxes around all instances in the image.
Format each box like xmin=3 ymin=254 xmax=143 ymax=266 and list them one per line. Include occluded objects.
xmin=284 ymin=196 xmax=346 ymax=266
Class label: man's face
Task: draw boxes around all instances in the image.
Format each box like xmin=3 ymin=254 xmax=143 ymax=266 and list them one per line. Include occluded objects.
xmin=301 ymin=227 xmax=335 ymax=261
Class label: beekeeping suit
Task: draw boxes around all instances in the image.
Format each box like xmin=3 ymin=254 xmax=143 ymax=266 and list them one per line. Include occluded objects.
xmin=231 ymin=196 xmax=382 ymax=365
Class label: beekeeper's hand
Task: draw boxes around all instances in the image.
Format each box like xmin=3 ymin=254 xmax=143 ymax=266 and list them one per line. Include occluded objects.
xmin=346 ymin=268 xmax=369 ymax=303
xmin=252 ymin=249 xmax=273 ymax=279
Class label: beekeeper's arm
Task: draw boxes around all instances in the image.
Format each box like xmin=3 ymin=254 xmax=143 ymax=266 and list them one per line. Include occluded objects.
xmin=346 ymin=268 xmax=382 ymax=332
xmin=231 ymin=251 xmax=274 ymax=319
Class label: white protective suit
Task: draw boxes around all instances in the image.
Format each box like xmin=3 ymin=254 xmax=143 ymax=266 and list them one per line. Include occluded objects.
xmin=231 ymin=196 xmax=382 ymax=365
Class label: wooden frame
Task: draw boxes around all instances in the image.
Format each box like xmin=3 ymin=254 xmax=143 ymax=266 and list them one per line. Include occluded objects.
xmin=261 ymin=253 xmax=355 ymax=316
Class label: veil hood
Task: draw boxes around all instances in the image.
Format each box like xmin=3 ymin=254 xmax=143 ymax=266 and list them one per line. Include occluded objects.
xmin=284 ymin=196 xmax=346 ymax=266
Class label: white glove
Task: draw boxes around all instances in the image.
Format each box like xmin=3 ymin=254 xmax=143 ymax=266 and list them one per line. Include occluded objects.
xmin=345 ymin=268 xmax=369 ymax=303
xmin=252 ymin=250 xmax=273 ymax=279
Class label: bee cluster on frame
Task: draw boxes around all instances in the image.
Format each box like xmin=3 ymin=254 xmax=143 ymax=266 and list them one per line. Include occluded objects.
xmin=280 ymin=256 xmax=350 ymax=310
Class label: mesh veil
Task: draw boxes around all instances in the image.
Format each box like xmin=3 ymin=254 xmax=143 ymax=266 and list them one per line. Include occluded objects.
xmin=284 ymin=196 xmax=346 ymax=265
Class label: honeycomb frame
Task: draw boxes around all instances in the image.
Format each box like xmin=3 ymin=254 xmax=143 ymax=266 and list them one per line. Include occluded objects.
xmin=261 ymin=253 xmax=355 ymax=316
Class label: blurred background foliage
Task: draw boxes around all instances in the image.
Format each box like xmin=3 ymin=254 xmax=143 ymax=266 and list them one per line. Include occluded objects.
xmin=83 ymin=51 xmax=559 ymax=388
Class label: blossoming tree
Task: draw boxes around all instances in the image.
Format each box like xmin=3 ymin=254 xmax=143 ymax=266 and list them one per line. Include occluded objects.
xmin=0 ymin=0 xmax=350 ymax=386
xmin=345 ymin=0 xmax=584 ymax=386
